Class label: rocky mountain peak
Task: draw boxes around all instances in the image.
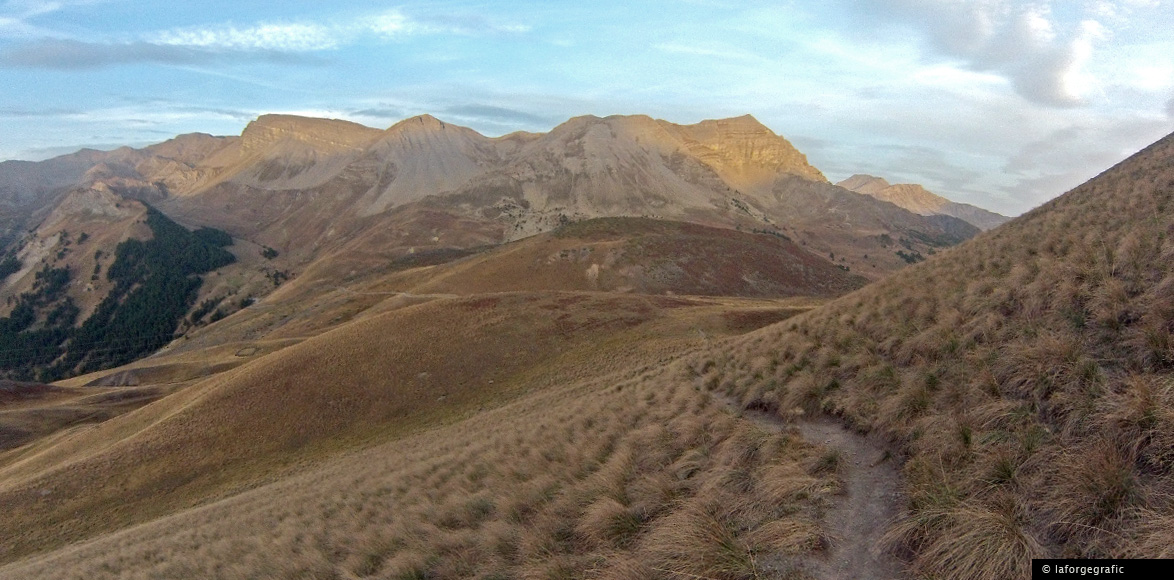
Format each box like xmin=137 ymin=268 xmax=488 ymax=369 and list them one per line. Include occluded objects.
xmin=387 ymin=114 xmax=449 ymax=133
xmin=658 ymin=115 xmax=828 ymax=189
xmin=836 ymin=174 xmax=891 ymax=195
xmin=240 ymin=114 xmax=381 ymax=153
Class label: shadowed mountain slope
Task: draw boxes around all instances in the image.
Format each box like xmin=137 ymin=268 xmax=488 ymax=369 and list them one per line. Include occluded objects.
xmin=705 ymin=131 xmax=1174 ymax=577
xmin=0 ymin=150 xmax=118 ymax=245
xmin=0 ymin=191 xmax=248 ymax=382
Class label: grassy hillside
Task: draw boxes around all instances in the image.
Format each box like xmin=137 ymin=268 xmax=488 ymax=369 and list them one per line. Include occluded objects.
xmin=382 ymin=217 xmax=868 ymax=298
xmin=1 ymin=356 xmax=844 ymax=580
xmin=0 ymin=380 xmax=169 ymax=453
xmin=699 ymin=132 xmax=1174 ymax=577
xmin=0 ymin=291 xmax=824 ymax=568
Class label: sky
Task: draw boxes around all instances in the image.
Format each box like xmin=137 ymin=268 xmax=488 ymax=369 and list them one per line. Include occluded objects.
xmin=1 ymin=1 xmax=1173 ymax=216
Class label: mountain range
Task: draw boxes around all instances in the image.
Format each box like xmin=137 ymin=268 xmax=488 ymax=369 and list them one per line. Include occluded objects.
xmin=4 ymin=113 xmax=984 ymax=268
xmin=1 ymin=113 xmax=997 ymax=382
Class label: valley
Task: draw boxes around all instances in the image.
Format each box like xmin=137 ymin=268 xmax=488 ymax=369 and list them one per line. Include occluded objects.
xmin=1 ymin=111 xmax=1170 ymax=579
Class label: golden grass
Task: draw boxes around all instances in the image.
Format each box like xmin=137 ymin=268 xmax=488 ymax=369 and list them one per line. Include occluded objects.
xmin=368 ymin=217 xmax=867 ymax=299
xmin=0 ymin=290 xmax=820 ymax=569
xmin=688 ymin=131 xmax=1174 ymax=577
xmin=0 ymin=358 xmax=837 ymax=579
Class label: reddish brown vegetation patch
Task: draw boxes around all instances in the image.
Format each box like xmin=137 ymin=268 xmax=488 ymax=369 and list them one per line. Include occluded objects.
xmin=0 ymin=381 xmax=59 ymax=405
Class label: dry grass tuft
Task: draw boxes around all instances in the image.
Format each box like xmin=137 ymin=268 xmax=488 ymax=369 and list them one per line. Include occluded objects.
xmin=891 ymin=494 xmax=1044 ymax=580
xmin=642 ymin=501 xmax=762 ymax=580
xmin=1048 ymin=437 xmax=1141 ymax=554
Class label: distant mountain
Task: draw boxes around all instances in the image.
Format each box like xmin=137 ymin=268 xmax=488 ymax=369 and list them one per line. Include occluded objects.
xmin=151 ymin=112 xmax=834 ymax=245
xmin=2 ymin=114 xmax=982 ymax=281
xmin=165 ymin=114 xmax=979 ymax=278
xmin=837 ymin=173 xmax=1009 ymax=230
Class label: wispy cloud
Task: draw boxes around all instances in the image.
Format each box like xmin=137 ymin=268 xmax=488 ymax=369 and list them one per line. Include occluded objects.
xmin=0 ymin=38 xmax=202 ymax=68
xmin=149 ymin=10 xmax=411 ymax=53
xmin=5 ymin=0 xmax=108 ymax=19
xmin=348 ymin=105 xmax=406 ymax=120
xmin=0 ymin=13 xmax=54 ymax=38
xmin=148 ymin=9 xmax=529 ymax=53
xmin=0 ymin=105 xmax=80 ymax=118
xmin=152 ymin=22 xmax=344 ymax=52
xmin=997 ymin=115 xmax=1172 ymax=208
xmin=654 ymin=42 xmax=766 ymax=63
xmin=62 ymin=104 xmax=242 ymax=124
xmin=442 ymin=104 xmax=554 ymax=126
xmin=0 ymin=7 xmax=530 ymax=69
xmin=0 ymin=38 xmax=320 ymax=68
xmin=0 ymin=0 xmax=108 ymax=38
xmin=412 ymin=13 xmax=531 ymax=35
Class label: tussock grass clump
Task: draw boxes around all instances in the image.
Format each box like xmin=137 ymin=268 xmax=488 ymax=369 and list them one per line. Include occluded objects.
xmin=887 ymin=493 xmax=1044 ymax=580
xmin=643 ymin=501 xmax=763 ymax=579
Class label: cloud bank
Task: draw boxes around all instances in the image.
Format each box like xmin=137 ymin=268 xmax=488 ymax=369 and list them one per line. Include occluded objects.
xmin=849 ymin=0 xmax=1113 ymax=107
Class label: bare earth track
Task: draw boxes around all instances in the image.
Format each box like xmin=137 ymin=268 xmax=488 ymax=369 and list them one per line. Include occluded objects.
xmin=730 ymin=401 xmax=905 ymax=580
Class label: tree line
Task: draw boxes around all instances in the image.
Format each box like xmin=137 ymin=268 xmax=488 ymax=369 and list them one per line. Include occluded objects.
xmin=0 ymin=207 xmax=235 ymax=381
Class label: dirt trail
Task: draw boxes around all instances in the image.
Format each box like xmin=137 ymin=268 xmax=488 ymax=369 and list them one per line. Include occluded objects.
xmin=726 ymin=400 xmax=906 ymax=580
xmin=794 ymin=418 xmax=905 ymax=580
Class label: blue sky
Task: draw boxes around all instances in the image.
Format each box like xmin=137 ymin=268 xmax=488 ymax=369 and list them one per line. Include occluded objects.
xmin=2 ymin=0 xmax=1173 ymax=215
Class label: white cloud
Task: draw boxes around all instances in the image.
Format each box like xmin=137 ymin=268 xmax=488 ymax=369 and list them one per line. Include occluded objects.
xmin=0 ymin=10 xmax=57 ymax=38
xmin=1060 ymin=20 xmax=1104 ymax=96
xmin=1023 ymin=6 xmax=1057 ymax=44
xmin=0 ymin=0 xmax=110 ymax=34
xmin=154 ymin=22 xmax=342 ymax=52
xmin=370 ymin=11 xmax=410 ymax=37
xmin=910 ymin=64 xmax=1005 ymax=88
xmin=5 ymin=0 xmax=104 ymax=19
xmin=1129 ymin=64 xmax=1174 ymax=91
xmin=146 ymin=9 xmax=528 ymax=54
xmin=997 ymin=114 xmax=1172 ymax=205
xmin=847 ymin=0 xmax=1114 ymax=107
xmin=2 ymin=7 xmax=532 ymax=68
